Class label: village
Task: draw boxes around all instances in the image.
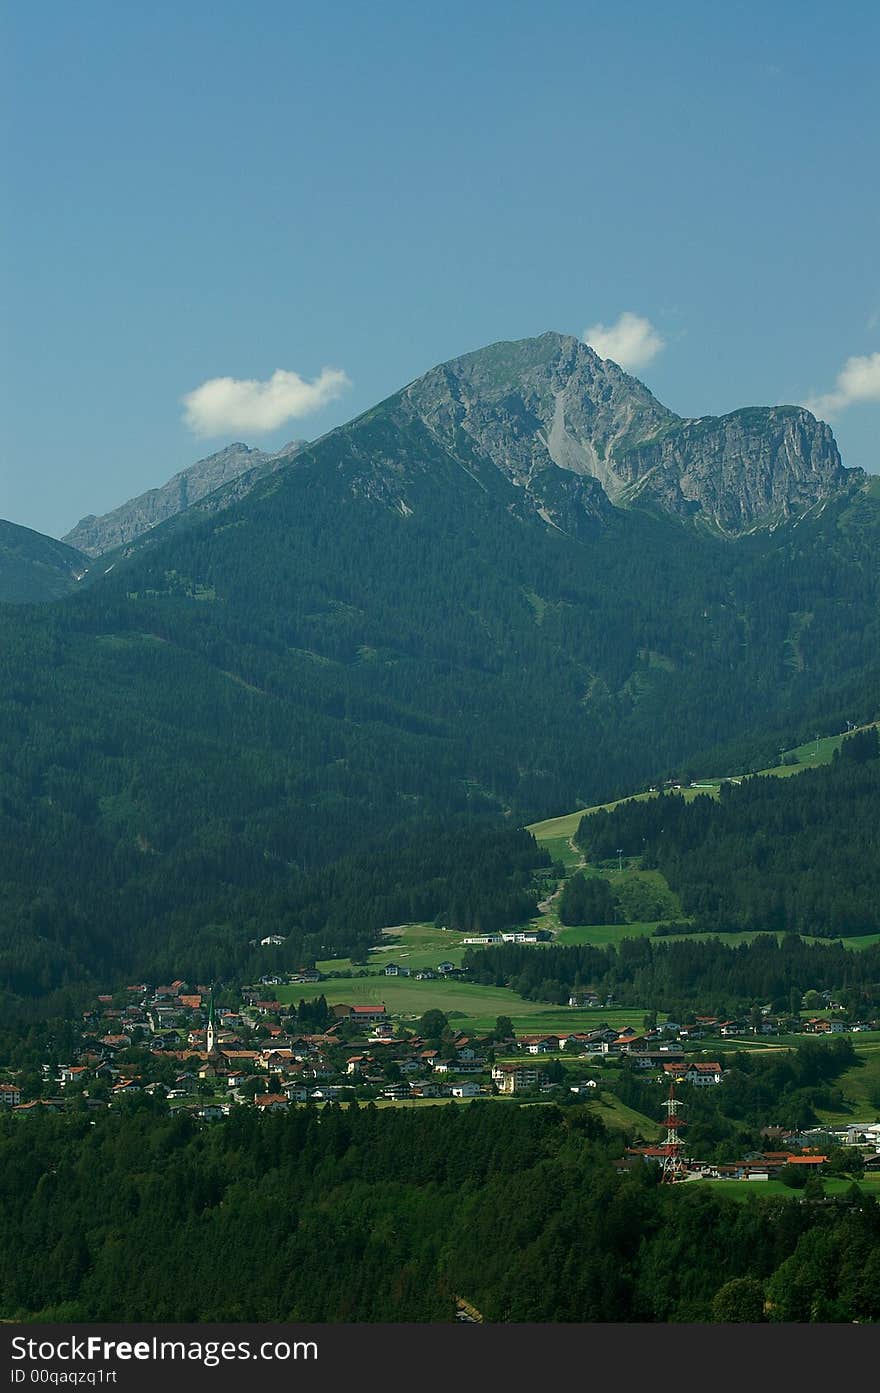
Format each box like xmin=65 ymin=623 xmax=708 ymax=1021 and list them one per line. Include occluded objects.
xmin=3 ymin=959 xmax=880 ymax=1189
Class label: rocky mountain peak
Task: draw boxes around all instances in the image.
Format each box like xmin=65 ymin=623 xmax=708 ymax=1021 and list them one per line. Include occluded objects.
xmin=402 ymin=332 xmax=857 ymax=535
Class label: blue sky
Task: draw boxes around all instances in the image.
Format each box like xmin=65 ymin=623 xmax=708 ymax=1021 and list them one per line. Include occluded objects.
xmin=2 ymin=0 xmax=878 ymax=538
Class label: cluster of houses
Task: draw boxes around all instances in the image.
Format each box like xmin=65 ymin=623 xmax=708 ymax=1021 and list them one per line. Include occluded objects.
xmin=620 ymin=1143 xmax=880 ymax=1182
xmin=2 ymin=970 xmax=878 ymax=1129
xmin=510 ymin=1024 xmax=724 ymax=1084
xmin=0 ymin=977 xmax=552 ymax=1114
xmin=617 ymin=1145 xmax=833 ymax=1180
xmin=616 ymin=1112 xmax=880 ymax=1185
xmin=0 ymin=980 xmax=741 ymax=1118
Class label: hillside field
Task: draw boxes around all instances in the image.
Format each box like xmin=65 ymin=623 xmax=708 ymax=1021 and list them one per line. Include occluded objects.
xmin=528 ymin=722 xmax=880 ymax=954
xmin=278 ymin=973 xmax=653 ymax=1034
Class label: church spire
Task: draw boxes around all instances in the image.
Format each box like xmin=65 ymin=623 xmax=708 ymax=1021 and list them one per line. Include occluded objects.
xmin=206 ymin=989 xmax=216 ymax=1054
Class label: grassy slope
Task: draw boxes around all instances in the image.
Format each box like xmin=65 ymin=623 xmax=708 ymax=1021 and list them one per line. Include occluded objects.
xmin=317 ymin=922 xmax=470 ymax=976
xmin=530 ymin=721 xmax=880 ymax=840
xmin=812 ymin=1041 xmax=880 ymax=1124
xmin=587 ymin=1092 xmax=661 ymax=1139
xmin=529 ymin=721 xmax=880 ymax=951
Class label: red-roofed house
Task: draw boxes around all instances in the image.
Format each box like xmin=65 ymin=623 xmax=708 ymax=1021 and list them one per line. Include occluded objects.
xmin=254 ymin=1094 xmax=289 ymax=1111
xmin=348 ymin=1004 xmax=388 ymax=1022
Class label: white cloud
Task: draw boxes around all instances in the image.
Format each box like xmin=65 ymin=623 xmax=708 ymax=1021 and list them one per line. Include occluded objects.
xmin=583 ymin=311 xmax=665 ymax=372
xmin=802 ymin=352 xmax=880 ymax=419
xmin=182 ymin=366 xmax=351 ymax=436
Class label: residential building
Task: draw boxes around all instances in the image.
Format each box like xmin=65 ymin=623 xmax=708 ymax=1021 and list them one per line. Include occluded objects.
xmin=492 ymin=1063 xmax=546 ymax=1094
xmin=685 ymin=1062 xmax=723 ymax=1087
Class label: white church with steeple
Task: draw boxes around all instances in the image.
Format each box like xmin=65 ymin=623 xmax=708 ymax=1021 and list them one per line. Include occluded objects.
xmin=206 ymin=990 xmax=217 ymax=1055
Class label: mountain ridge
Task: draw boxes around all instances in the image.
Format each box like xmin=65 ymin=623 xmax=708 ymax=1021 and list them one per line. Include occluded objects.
xmin=400 ymin=332 xmax=856 ymax=536
xmin=62 ymin=437 xmax=308 ymax=557
xmin=54 ymin=330 xmax=861 ymax=570
xmin=0 ymin=520 xmax=89 ymax=604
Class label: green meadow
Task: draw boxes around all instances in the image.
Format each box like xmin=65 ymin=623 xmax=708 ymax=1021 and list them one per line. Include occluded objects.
xmin=555 ymin=920 xmax=659 ymax=947
xmin=812 ymin=1040 xmax=880 ymax=1124
xmin=317 ymin=921 xmax=469 ymax=976
xmin=687 ymin=1175 xmax=880 ymax=1201
xmin=581 ymin=1091 xmax=661 ymax=1139
xmin=280 ymin=971 xmax=654 ymax=1034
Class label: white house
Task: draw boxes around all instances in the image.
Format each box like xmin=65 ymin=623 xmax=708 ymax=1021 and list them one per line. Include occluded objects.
xmin=492 ymin=1064 xmax=545 ymax=1094
xmin=685 ymin=1062 xmax=723 ymax=1086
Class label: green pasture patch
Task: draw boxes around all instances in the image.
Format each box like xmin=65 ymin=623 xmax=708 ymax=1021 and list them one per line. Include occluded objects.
xmin=555 ymin=921 xmax=660 ymax=947
xmin=839 ymin=932 xmax=880 ymax=950
xmin=317 ymin=922 xmax=468 ymax=976
xmin=812 ymin=1047 xmax=880 ymax=1123
xmin=587 ymin=1092 xmax=661 ymax=1138
xmin=378 ymin=921 xmax=469 ymax=967
xmin=316 ymin=957 xmax=358 ymax=975
xmin=539 ymin=834 xmax=583 ymax=871
xmin=529 ymin=809 xmax=589 ymax=841
xmin=290 ymin=972 xmax=659 ymax=1033
xmin=280 ymin=975 xmax=560 ymax=1022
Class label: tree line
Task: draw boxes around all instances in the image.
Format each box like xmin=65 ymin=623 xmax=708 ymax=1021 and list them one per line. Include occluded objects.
xmin=463 ymin=932 xmax=880 ymax=1016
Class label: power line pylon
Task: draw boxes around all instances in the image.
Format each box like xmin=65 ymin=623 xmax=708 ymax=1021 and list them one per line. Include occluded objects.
xmin=660 ymin=1080 xmax=688 ymax=1183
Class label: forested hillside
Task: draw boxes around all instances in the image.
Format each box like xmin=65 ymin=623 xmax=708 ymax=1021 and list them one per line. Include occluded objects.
xmin=0 ymin=521 xmax=87 ymax=603
xmin=3 ymin=348 xmax=880 ymax=1002
xmin=577 ymin=728 xmax=880 ymax=936
xmin=2 ymin=1100 xmax=878 ymax=1323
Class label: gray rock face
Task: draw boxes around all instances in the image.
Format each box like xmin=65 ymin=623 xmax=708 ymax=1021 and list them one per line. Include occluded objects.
xmin=403 ymin=332 xmax=856 ymax=536
xmin=613 ymin=407 xmax=848 ymax=533
xmin=405 ymin=332 xmax=673 ymax=499
xmin=63 ymin=440 xmax=307 ymax=556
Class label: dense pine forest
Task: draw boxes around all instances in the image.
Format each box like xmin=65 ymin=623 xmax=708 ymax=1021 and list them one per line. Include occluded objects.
xmin=2 ymin=1099 xmax=878 ymax=1323
xmin=576 ymin=728 xmax=880 ymax=937
xmin=0 ymin=795 xmax=546 ymax=1008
